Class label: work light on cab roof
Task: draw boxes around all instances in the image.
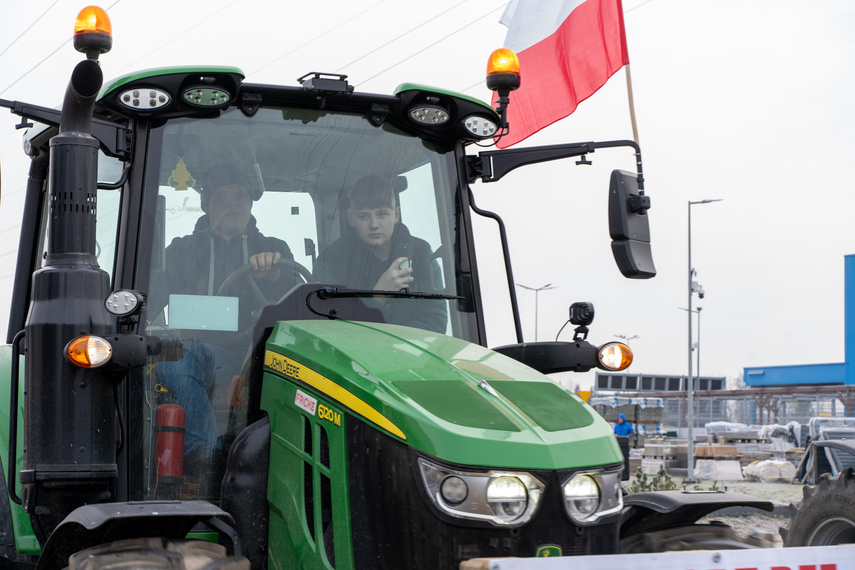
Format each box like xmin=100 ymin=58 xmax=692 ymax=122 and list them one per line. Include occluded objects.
xmin=73 ymin=6 xmax=112 ymax=59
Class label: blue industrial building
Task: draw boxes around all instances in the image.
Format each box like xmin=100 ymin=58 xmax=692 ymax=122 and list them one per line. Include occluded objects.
xmin=744 ymin=255 xmax=855 ymax=387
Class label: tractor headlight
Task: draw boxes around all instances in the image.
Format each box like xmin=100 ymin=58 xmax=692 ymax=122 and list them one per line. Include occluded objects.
xmin=563 ymin=474 xmax=599 ymax=518
xmin=561 ymin=471 xmax=623 ymax=525
xmin=486 ymin=475 xmax=528 ymax=521
xmin=440 ymin=475 xmax=468 ymax=504
xmin=418 ymin=458 xmax=544 ymax=527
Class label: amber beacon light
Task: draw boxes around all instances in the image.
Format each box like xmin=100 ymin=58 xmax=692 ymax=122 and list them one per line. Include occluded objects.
xmin=486 ymin=48 xmax=520 ymax=93
xmin=74 ymin=6 xmax=113 ymax=57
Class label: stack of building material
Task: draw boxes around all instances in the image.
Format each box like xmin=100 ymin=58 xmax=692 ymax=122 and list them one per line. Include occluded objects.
xmin=694 ymin=444 xmax=739 ymax=459
xmin=716 ymin=431 xmax=774 ymax=468
xmin=641 ymin=437 xmax=682 ymax=475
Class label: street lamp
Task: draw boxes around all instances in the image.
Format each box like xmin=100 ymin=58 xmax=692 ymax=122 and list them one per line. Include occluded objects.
xmin=679 ymin=306 xmax=703 ymax=423
xmin=687 ymin=198 xmax=721 ymax=483
xmin=516 ymin=283 xmax=556 ymax=341
xmin=679 ymin=307 xmax=702 ymax=378
xmin=614 ymin=334 xmax=639 ymax=341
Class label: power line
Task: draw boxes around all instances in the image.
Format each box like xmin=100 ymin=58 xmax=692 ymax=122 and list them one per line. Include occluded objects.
xmin=0 ymin=1 xmax=122 ymax=97
xmin=334 ymin=0 xmax=471 ymax=74
xmin=0 ymin=41 xmax=67 ymax=97
xmin=0 ymin=0 xmax=62 ymax=61
xmin=0 ymin=224 xmax=22 ymax=237
xmin=625 ymin=0 xmax=656 ymax=14
xmin=114 ymin=0 xmax=238 ymax=76
xmin=358 ymin=4 xmax=506 ymax=88
xmin=250 ymin=0 xmax=389 ymax=77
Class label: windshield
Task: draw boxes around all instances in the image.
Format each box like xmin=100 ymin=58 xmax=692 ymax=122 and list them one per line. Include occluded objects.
xmin=139 ymin=105 xmax=472 ymax=501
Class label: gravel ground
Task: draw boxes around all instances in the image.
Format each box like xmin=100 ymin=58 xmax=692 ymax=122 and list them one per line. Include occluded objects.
xmin=623 ymin=477 xmax=810 ymax=547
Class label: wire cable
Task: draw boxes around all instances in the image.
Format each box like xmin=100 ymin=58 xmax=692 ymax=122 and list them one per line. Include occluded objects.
xmin=0 ymin=0 xmax=122 ymax=97
xmin=114 ymin=0 xmax=238 ymax=75
xmin=334 ymin=0 xmax=470 ymax=73
xmin=358 ymin=4 xmax=506 ymax=87
xmin=250 ymin=0 xmax=389 ymax=76
xmin=0 ymin=0 xmax=62 ymax=61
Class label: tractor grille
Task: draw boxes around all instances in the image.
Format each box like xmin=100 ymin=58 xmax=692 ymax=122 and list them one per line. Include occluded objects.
xmin=347 ymin=422 xmax=619 ymax=569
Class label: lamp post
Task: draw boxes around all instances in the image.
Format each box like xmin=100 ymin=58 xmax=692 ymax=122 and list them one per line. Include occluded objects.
xmin=687 ymin=199 xmax=721 ymax=482
xmin=614 ymin=334 xmax=639 ymax=341
xmin=680 ymin=306 xmax=703 ymax=422
xmin=696 ymin=307 xmax=702 ymax=378
xmin=516 ymin=283 xmax=556 ymax=341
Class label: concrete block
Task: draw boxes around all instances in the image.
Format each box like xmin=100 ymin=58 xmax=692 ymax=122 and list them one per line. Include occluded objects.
xmin=694 ymin=459 xmax=744 ymax=481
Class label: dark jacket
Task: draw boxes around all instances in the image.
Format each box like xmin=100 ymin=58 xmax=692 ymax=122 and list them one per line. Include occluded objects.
xmin=150 ymin=215 xmax=296 ymax=332
xmin=314 ymin=223 xmax=448 ymax=333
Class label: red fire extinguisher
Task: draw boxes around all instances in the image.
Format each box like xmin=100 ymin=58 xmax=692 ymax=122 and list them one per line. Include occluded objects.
xmin=155 ymin=403 xmax=185 ymax=483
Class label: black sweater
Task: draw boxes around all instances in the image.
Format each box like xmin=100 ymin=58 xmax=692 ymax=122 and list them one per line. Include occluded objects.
xmin=149 ymin=215 xmax=297 ymax=332
xmin=314 ymin=224 xmax=448 ymax=333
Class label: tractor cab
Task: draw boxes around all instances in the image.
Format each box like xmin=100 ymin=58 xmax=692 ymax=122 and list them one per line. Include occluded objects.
xmin=122 ymin=77 xmax=486 ymax=501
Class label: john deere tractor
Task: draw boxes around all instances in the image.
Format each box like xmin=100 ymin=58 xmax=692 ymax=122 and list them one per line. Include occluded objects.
xmin=0 ymin=6 xmax=797 ymax=569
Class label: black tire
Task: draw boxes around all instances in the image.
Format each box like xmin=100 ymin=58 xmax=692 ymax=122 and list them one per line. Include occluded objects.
xmin=620 ymin=522 xmax=773 ymax=553
xmin=781 ymin=466 xmax=855 ymax=546
xmin=66 ymin=537 xmax=250 ymax=569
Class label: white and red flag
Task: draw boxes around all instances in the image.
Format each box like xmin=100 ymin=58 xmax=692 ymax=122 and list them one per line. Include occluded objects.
xmin=497 ymin=0 xmax=629 ymax=148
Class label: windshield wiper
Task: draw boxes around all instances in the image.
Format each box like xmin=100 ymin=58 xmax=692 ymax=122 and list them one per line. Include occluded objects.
xmin=315 ymin=286 xmax=460 ymax=301
xmin=306 ymin=286 xmax=460 ymax=321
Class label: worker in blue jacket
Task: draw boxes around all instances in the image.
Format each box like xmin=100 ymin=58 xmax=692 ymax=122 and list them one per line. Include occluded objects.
xmin=614 ymin=413 xmax=635 ymax=436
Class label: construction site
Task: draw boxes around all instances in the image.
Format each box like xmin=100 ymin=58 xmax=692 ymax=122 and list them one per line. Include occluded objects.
xmin=590 ymin=372 xmax=855 ymax=481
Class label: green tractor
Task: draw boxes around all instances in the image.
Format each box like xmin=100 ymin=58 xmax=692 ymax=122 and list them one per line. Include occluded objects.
xmin=0 ymin=6 xmax=791 ymax=569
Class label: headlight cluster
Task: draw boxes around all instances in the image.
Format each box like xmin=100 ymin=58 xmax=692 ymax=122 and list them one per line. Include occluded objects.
xmin=418 ymin=458 xmax=544 ymax=527
xmin=561 ymin=471 xmax=623 ymax=526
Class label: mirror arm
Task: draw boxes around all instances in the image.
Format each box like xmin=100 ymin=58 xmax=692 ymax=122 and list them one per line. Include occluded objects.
xmin=470 ymin=139 xmax=644 ymax=193
xmin=0 ymin=98 xmax=128 ymax=159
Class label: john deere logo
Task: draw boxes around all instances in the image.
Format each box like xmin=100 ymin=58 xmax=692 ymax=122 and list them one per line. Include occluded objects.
xmin=535 ymin=544 xmax=562 ymax=557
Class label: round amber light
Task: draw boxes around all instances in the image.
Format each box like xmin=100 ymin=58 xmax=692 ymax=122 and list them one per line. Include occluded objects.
xmin=74 ymin=6 xmax=112 ymax=37
xmin=487 ymin=48 xmax=520 ymax=76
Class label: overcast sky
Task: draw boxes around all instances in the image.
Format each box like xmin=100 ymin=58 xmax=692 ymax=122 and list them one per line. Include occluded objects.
xmin=2 ymin=0 xmax=854 ymax=390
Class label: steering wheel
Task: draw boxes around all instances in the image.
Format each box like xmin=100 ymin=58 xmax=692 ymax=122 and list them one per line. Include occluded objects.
xmin=216 ymin=258 xmax=314 ymax=311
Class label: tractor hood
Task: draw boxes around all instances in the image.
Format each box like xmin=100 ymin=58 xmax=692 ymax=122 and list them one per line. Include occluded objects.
xmin=262 ymin=320 xmax=622 ymax=470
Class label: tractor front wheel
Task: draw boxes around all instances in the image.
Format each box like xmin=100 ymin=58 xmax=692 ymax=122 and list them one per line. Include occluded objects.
xmin=781 ymin=467 xmax=855 ymax=546
xmin=66 ymin=537 xmax=250 ymax=569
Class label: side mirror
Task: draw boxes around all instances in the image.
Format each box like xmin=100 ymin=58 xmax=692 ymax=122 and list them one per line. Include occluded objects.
xmin=608 ymin=170 xmax=656 ymax=279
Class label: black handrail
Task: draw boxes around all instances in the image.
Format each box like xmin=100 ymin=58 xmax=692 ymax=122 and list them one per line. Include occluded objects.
xmin=8 ymin=329 xmax=25 ymax=505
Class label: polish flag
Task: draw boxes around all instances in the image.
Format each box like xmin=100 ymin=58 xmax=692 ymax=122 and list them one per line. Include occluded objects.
xmin=497 ymin=0 xmax=629 ymax=148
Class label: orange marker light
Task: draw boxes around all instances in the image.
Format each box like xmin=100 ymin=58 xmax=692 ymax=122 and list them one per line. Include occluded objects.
xmin=487 ymin=48 xmax=520 ymax=77
xmin=598 ymin=342 xmax=633 ymax=371
xmin=66 ymin=336 xmax=112 ymax=368
xmin=73 ymin=6 xmax=113 ymax=56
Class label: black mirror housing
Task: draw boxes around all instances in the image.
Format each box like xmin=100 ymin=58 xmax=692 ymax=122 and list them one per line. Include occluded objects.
xmin=608 ymin=169 xmax=656 ymax=279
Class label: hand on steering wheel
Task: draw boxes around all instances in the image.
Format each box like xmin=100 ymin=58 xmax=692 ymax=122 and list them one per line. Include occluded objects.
xmin=217 ymin=257 xmax=314 ymax=311
xmin=249 ymin=251 xmax=281 ymax=281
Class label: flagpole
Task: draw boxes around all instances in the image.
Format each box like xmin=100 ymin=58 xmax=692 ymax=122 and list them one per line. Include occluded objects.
xmin=625 ymin=64 xmax=639 ymax=144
